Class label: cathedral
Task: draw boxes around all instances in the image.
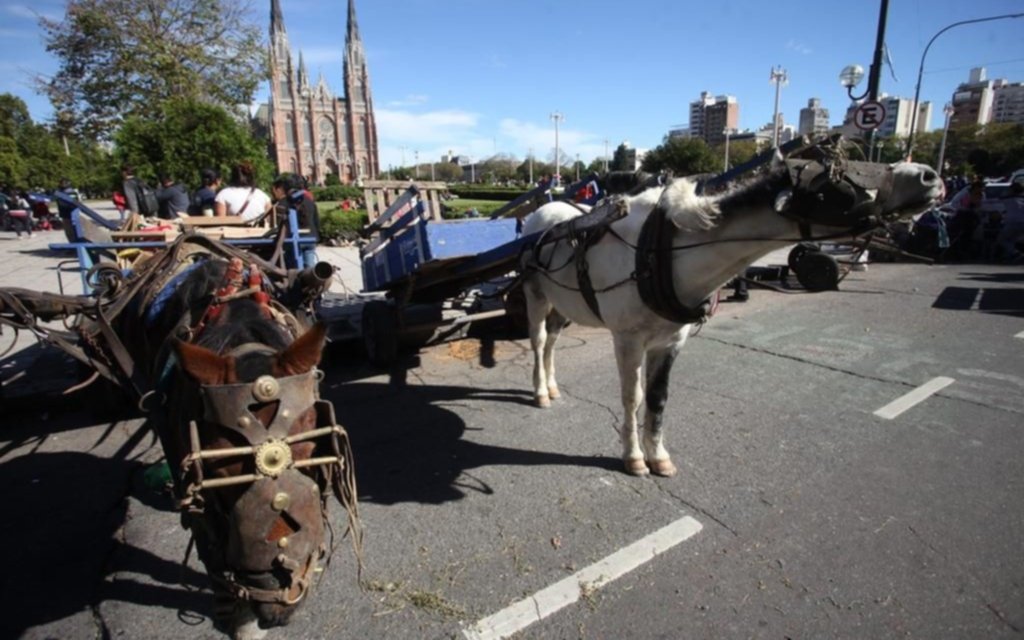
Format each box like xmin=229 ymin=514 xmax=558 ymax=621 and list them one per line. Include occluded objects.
xmin=254 ymin=0 xmax=380 ymax=185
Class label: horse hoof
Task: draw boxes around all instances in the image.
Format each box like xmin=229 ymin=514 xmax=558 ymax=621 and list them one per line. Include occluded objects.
xmin=535 ymin=395 xmax=551 ymax=408
xmin=548 ymin=386 xmax=561 ymax=399
xmin=647 ymin=458 xmax=677 ymax=477
xmin=625 ymin=458 xmax=650 ymax=476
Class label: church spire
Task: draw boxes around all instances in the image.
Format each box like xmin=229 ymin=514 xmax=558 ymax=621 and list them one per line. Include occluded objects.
xmin=298 ymin=51 xmax=309 ymax=88
xmin=347 ymin=0 xmax=360 ymax=43
xmin=270 ymin=0 xmax=285 ymax=34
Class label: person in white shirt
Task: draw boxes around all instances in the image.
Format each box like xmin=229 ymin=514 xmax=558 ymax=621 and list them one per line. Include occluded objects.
xmin=214 ymin=161 xmax=272 ymax=223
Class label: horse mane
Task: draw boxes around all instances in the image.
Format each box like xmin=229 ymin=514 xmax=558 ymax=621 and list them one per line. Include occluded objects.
xmin=660 ymin=178 xmax=720 ymax=232
xmin=712 ymin=164 xmax=792 ymax=215
xmin=148 ymin=258 xmax=291 ymax=357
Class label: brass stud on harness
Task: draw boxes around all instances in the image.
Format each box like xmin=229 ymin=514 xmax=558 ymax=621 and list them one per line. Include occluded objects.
xmin=278 ymin=537 xmax=289 ymax=549
xmin=252 ymin=375 xmax=280 ymax=402
xmin=272 ymin=492 xmax=291 ymax=511
xmin=254 ymin=439 xmax=292 ymax=477
xmin=237 ymin=416 xmax=252 ymax=429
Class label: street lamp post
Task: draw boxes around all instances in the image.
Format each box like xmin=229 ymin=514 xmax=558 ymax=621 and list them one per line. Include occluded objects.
xmin=575 ymin=153 xmax=580 ymax=181
xmin=723 ymin=128 xmax=733 ymax=171
xmin=603 ymin=139 xmax=609 ymax=173
xmin=550 ymin=111 xmax=564 ymax=184
xmin=414 ymin=150 xmax=419 ymax=179
xmin=769 ymin=66 xmax=788 ymax=148
xmin=528 ymin=147 xmax=534 ymax=185
xmin=935 ymin=103 xmax=955 ymax=176
xmin=905 ymin=12 xmax=1024 ymax=160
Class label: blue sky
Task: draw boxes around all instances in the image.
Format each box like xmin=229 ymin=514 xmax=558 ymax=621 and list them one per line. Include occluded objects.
xmin=2 ymin=0 xmax=1023 ymax=170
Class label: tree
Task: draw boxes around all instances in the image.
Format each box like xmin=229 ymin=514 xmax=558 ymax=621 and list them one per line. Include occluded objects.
xmin=433 ymin=162 xmax=463 ymax=182
xmin=0 ymin=92 xmax=115 ymax=192
xmin=113 ymin=98 xmax=273 ymax=189
xmin=610 ymin=143 xmax=632 ymax=171
xmin=40 ymin=0 xmax=265 ymax=139
xmin=641 ymin=137 xmax=719 ymax=176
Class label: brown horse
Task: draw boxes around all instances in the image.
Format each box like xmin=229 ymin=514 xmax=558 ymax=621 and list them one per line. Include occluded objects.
xmin=116 ymin=240 xmax=358 ymax=639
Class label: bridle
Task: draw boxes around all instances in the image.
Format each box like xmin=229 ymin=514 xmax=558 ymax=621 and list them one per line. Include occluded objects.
xmin=166 ymin=259 xmax=360 ymax=609
xmin=177 ymin=352 xmax=359 ymax=607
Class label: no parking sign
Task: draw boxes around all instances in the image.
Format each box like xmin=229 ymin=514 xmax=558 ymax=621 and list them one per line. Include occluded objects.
xmin=854 ymin=101 xmax=886 ymax=131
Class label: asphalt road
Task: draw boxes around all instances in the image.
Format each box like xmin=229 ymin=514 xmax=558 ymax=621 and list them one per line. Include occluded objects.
xmin=2 ymin=260 xmax=1022 ymax=640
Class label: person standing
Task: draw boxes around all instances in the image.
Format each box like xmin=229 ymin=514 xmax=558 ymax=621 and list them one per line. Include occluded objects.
xmin=55 ymin=178 xmax=82 ymax=241
xmin=191 ymin=168 xmax=221 ymax=216
xmin=214 ymin=162 xmax=271 ymax=223
xmin=997 ymin=181 xmax=1024 ymax=263
xmin=271 ymin=173 xmax=320 ymax=267
xmin=156 ymin=174 xmax=190 ymax=219
xmin=121 ymin=163 xmax=158 ymax=218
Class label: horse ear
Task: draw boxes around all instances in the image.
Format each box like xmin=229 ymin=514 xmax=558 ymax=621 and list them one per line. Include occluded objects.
xmin=174 ymin=340 xmax=233 ymax=386
xmin=275 ymin=322 xmax=328 ymax=376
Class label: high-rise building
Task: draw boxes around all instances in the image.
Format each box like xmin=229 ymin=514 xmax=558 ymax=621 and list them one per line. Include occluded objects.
xmin=950 ymin=67 xmax=999 ymax=127
xmin=254 ymin=0 xmax=379 ymax=185
xmin=686 ymin=92 xmax=738 ymax=146
xmin=798 ymin=98 xmax=830 ymax=137
xmin=992 ymin=82 xmax=1024 ymax=125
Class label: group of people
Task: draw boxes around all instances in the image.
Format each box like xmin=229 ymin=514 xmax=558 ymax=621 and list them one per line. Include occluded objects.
xmin=115 ymin=162 xmax=322 ymax=266
xmin=945 ymin=178 xmax=1024 ymax=263
xmin=0 ymin=186 xmax=47 ymax=239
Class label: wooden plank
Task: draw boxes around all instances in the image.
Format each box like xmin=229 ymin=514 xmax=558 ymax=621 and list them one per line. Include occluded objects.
xmin=179 ymin=216 xmax=254 ymax=227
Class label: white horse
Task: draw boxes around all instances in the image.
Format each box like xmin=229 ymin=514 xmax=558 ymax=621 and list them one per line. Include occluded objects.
xmin=522 ymin=156 xmax=943 ymax=477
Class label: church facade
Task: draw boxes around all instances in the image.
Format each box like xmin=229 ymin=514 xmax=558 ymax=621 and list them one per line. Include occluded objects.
xmin=254 ymin=0 xmax=379 ymax=185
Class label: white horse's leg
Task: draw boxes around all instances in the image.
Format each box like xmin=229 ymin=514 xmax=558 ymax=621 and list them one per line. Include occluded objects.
xmin=613 ymin=334 xmax=648 ymax=475
xmin=642 ymin=342 xmax=682 ymax=477
xmin=524 ymin=281 xmax=554 ymax=408
xmin=544 ymin=310 xmax=569 ymax=400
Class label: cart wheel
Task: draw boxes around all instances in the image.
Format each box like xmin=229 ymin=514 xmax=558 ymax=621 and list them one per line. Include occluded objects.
xmin=794 ymin=251 xmax=840 ymax=292
xmin=787 ymin=242 xmax=820 ymax=272
xmin=362 ymin=300 xmax=399 ymax=366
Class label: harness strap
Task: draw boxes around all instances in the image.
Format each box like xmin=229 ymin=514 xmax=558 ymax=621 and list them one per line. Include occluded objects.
xmin=635 ymin=205 xmax=714 ymax=325
xmin=568 ymin=218 xmax=608 ymax=321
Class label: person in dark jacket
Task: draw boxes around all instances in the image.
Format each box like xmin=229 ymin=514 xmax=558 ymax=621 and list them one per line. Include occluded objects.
xmin=156 ymin=174 xmax=190 ymax=219
xmin=272 ymin=173 xmax=320 ymax=268
xmin=55 ymin=178 xmax=81 ymax=241
xmin=192 ymin=168 xmax=221 ymax=216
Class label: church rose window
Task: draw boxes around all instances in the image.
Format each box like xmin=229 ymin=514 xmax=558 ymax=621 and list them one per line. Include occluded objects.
xmin=319 ymin=118 xmax=336 ymax=150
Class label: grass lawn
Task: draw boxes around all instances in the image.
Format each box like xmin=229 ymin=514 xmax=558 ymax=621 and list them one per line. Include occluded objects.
xmin=442 ymin=198 xmax=508 ymax=218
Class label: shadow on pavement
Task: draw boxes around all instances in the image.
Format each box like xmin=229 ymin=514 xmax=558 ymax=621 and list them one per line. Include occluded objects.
xmin=322 ymin=372 xmax=621 ymax=506
xmin=0 ymin=451 xmax=209 ymax=637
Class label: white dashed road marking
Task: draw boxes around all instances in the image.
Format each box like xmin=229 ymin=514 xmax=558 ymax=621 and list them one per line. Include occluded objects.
xmin=462 ymin=515 xmax=703 ymax=640
xmin=1015 ymin=330 xmax=1024 ymax=339
xmin=874 ymin=376 xmax=955 ymax=420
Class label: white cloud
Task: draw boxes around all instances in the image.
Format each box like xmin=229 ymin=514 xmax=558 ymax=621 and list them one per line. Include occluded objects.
xmin=386 ymin=94 xmax=429 ymax=108
xmin=785 ymin=39 xmax=813 ymax=56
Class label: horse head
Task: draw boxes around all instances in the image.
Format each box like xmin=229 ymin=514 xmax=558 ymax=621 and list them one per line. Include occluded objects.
xmin=152 ymin=261 xmax=357 ymax=636
xmin=767 ymin=147 xmax=944 ymax=234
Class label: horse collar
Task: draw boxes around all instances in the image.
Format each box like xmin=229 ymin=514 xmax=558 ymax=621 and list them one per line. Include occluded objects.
xmin=635 ymin=203 xmax=715 ymax=325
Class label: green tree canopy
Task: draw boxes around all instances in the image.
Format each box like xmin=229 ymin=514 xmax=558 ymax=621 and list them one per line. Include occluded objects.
xmin=113 ymin=98 xmax=273 ymax=190
xmin=0 ymin=92 xmax=114 ymax=192
xmin=40 ymin=0 xmax=265 ymax=139
xmin=641 ymin=137 xmax=720 ymax=176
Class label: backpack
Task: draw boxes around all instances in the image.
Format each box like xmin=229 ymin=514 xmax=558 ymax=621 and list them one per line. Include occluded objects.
xmin=133 ymin=179 xmax=159 ymax=216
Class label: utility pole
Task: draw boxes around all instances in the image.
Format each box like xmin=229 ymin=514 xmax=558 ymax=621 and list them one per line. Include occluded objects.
xmin=936 ymin=103 xmax=954 ymax=176
xmin=603 ymin=139 xmax=609 ymax=172
xmin=769 ymin=66 xmax=788 ymax=148
xmin=866 ymin=0 xmax=889 ymax=103
xmin=550 ymin=111 xmax=564 ymax=183
xmin=528 ymin=147 xmax=534 ymax=185
xmin=414 ymin=150 xmax=419 ymax=179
